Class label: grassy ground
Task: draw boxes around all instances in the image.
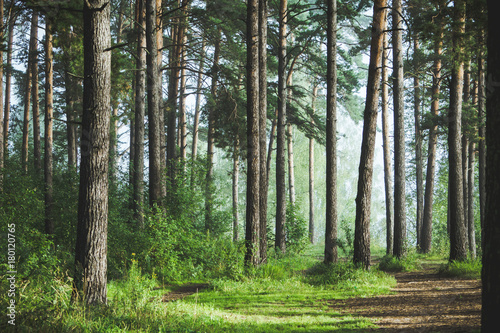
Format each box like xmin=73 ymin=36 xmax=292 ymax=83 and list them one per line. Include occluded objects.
xmin=60 ymin=246 xmax=394 ymax=332
xmin=4 ymin=244 xmax=482 ymax=332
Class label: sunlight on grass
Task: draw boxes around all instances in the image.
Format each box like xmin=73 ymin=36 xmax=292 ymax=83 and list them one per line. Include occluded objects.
xmin=7 ymin=246 xmax=397 ymax=332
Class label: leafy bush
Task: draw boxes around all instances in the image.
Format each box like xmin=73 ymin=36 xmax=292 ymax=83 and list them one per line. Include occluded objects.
xmin=140 ymin=206 xmax=245 ymax=282
xmin=378 ymin=253 xmax=422 ymax=272
xmin=306 ymin=261 xmax=396 ymax=294
xmin=337 ymin=219 xmax=355 ymax=257
xmin=285 ymin=204 xmax=309 ymax=254
xmin=438 ymin=259 xmax=481 ymax=279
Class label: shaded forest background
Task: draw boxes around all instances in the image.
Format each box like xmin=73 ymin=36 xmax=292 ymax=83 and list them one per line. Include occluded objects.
xmin=1 ymin=0 xmax=499 ymax=331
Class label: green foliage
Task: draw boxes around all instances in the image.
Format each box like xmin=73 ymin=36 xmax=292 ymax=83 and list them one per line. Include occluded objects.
xmin=306 ymin=261 xmax=396 ymax=295
xmin=378 ymin=253 xmax=422 ymax=272
xmin=337 ymin=219 xmax=355 ymax=258
xmin=140 ymin=205 xmax=244 ymax=282
xmin=284 ymin=203 xmax=310 ymax=254
xmin=438 ymin=259 xmax=482 ymax=279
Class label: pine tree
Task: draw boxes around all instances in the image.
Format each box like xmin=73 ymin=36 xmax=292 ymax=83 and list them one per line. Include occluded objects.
xmin=74 ymin=0 xmax=112 ymax=305
xmin=353 ymin=0 xmax=387 ymax=269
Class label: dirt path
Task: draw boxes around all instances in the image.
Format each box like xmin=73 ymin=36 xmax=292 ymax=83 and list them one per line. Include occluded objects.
xmin=332 ymin=266 xmax=481 ymax=332
xmin=161 ymin=283 xmax=209 ymax=302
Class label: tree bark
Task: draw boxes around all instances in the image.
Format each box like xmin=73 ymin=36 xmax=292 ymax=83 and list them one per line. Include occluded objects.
xmin=0 ymin=0 xmax=4 ymax=191
xmin=205 ymin=28 xmax=220 ymax=232
xmin=156 ymin=0 xmax=166 ymax=199
xmin=392 ymin=0 xmax=407 ymax=259
xmin=146 ymin=0 xmax=162 ymax=207
xmin=233 ymin=139 xmax=239 ymax=242
xmin=461 ymin=60 xmax=471 ymax=249
xmin=421 ymin=2 xmax=444 ymax=253
xmin=3 ymin=11 xmax=14 ymax=157
xmin=166 ymin=1 xmax=181 ymax=189
xmin=179 ymin=31 xmax=188 ymax=162
xmin=191 ymin=39 xmax=205 ymax=160
xmin=468 ymin=140 xmax=476 ymax=259
xmin=309 ymin=84 xmax=318 ymax=244
xmin=477 ymin=31 xmax=486 ymax=251
xmin=266 ymin=111 xmax=277 ymax=185
xmin=74 ymin=0 xmax=111 ymax=305
xmin=62 ymin=61 xmax=79 ymax=169
xmin=275 ymin=0 xmax=287 ymax=254
xmin=44 ymin=19 xmax=54 ymax=235
xmin=448 ymin=0 xmax=467 ymax=262
xmin=325 ymin=0 xmax=338 ymax=264
xmin=414 ymin=37 xmax=423 ymax=248
xmin=353 ymin=0 xmax=386 ymax=269
xmin=482 ymin=1 xmax=500 ymax=328
xmin=287 ymin=122 xmax=296 ymax=204
xmin=245 ymin=0 xmax=260 ymax=266
xmin=22 ymin=13 xmax=35 ymax=175
xmin=133 ymin=0 xmax=146 ymax=227
xmin=381 ymin=29 xmax=394 ymax=255
xmin=259 ymin=0 xmax=268 ymax=263
xmin=31 ymin=11 xmax=41 ymax=173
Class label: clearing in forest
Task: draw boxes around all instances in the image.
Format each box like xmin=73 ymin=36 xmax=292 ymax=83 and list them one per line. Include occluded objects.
xmin=166 ymin=259 xmax=481 ymax=332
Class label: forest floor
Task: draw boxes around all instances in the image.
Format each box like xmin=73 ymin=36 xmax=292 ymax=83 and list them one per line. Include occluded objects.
xmin=162 ymin=260 xmax=481 ymax=332
xmin=333 ymin=261 xmax=481 ymax=332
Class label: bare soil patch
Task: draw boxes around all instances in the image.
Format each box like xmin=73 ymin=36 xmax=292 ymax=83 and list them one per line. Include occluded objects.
xmin=161 ymin=283 xmax=209 ymax=302
xmin=331 ymin=266 xmax=481 ymax=332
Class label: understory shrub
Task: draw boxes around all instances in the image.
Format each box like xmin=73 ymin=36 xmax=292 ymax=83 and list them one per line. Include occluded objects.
xmin=306 ymin=261 xmax=396 ymax=294
xmin=438 ymin=259 xmax=481 ymax=279
xmin=378 ymin=252 xmax=421 ymax=272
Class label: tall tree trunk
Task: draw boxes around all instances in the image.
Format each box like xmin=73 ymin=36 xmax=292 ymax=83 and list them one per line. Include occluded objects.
xmin=266 ymin=110 xmax=277 ymax=183
xmin=133 ymin=0 xmax=146 ymax=227
xmin=287 ymin=122 xmax=296 ymax=204
xmin=178 ymin=1 xmax=189 ymax=163
xmin=467 ymin=80 xmax=478 ymax=259
xmin=477 ymin=30 xmax=486 ymax=250
xmin=157 ymin=0 xmax=166 ymax=199
xmin=448 ymin=0 xmax=467 ymax=262
xmin=353 ymin=0 xmax=386 ymax=269
xmin=109 ymin=105 xmax=118 ymax=182
xmin=233 ymin=139 xmax=239 ymax=242
xmin=191 ymin=39 xmax=205 ymax=160
xmin=468 ymin=139 xmax=476 ymax=259
xmin=205 ymin=28 xmax=220 ymax=232
xmin=275 ymin=0 xmax=287 ymax=254
xmin=482 ymin=1 xmax=500 ymax=327
xmin=60 ymin=24 xmax=80 ymax=170
xmin=381 ymin=29 xmax=394 ymax=255
xmin=166 ymin=1 xmax=181 ymax=190
xmin=146 ymin=0 xmax=162 ymax=207
xmin=245 ymin=0 xmax=260 ymax=266
xmin=22 ymin=13 xmax=36 ymax=175
xmin=3 ymin=11 xmax=14 ymax=156
xmin=31 ymin=11 xmax=41 ymax=173
xmin=259 ymin=0 xmax=268 ymax=263
xmin=461 ymin=60 xmax=471 ymax=249
xmin=286 ymin=64 xmax=296 ymax=205
xmin=414 ymin=37 xmax=423 ymax=248
xmin=64 ymin=69 xmax=78 ymax=169
xmin=44 ymin=19 xmax=54 ymax=235
xmin=74 ymin=0 xmax=111 ymax=305
xmin=179 ymin=32 xmax=188 ymax=162
xmin=325 ymin=0 xmax=338 ymax=264
xmin=309 ymin=84 xmax=318 ymax=244
xmin=0 ymin=0 xmax=4 ymax=191
xmin=392 ymin=0 xmax=407 ymax=259
xmin=421 ymin=2 xmax=444 ymax=253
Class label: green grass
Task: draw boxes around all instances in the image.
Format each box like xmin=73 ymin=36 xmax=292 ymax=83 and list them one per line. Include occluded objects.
xmin=438 ymin=259 xmax=482 ymax=279
xmin=378 ymin=251 xmax=423 ymax=272
xmin=4 ymin=246 xmax=398 ymax=332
